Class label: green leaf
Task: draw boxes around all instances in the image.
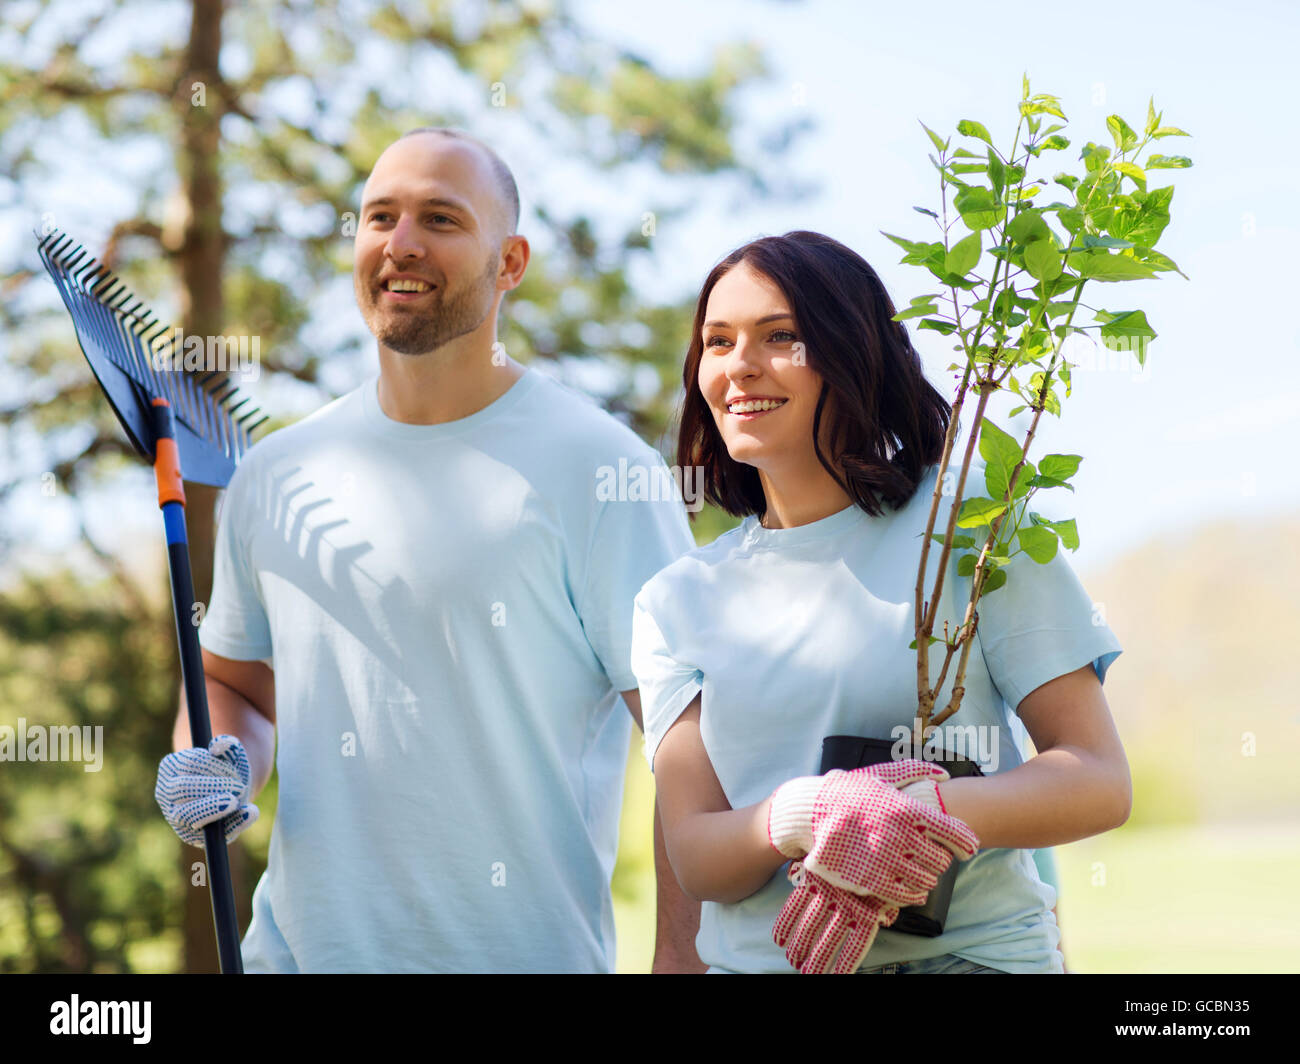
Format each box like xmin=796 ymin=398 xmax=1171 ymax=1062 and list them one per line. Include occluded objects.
xmin=957 ymin=119 xmax=994 ymax=146
xmin=1146 ymin=97 xmax=1158 ymax=136
xmin=1024 ymin=240 xmax=1063 ymax=281
xmin=957 ymin=553 xmax=976 ymax=577
xmin=1047 ymin=517 xmax=1079 ymax=550
xmin=977 ymin=418 xmax=1022 ymax=486
xmin=1054 ymin=172 xmax=1080 ymax=192
xmin=1027 ymin=474 xmax=1074 ymax=493
xmin=1038 ymin=453 xmax=1082 ymax=480
xmin=1067 ymin=251 xmax=1161 ymax=282
xmin=909 ymin=636 xmax=943 ymax=649
xmin=1007 ymin=208 xmax=1050 ymax=244
xmin=891 ymin=303 xmax=940 ymax=321
xmin=1146 ymin=154 xmax=1192 ymax=169
xmin=981 ymin=567 xmax=1008 ymax=593
xmin=919 ymin=120 xmax=949 ymax=154
xmin=945 ymin=230 xmax=982 ymax=277
xmin=1131 ymin=246 xmax=1189 ymax=280
xmin=1113 ymin=161 xmax=1147 ymax=191
xmin=987 ymin=149 xmax=1005 ymax=200
xmin=1038 ymin=134 xmax=1070 ymax=152
xmin=1095 ymin=308 xmax=1157 ymax=344
xmin=1017 ymin=524 xmax=1059 ymax=563
xmin=930 ymin=533 xmax=976 ymax=550
xmin=1107 ymin=185 xmax=1173 ymax=246
xmin=1080 ymin=234 xmax=1135 ymax=249
xmin=1020 ymin=94 xmax=1066 ymax=120
xmin=1106 ymin=114 xmax=1139 ymax=151
xmin=913 ymin=206 xmax=939 ymax=219
xmin=953 ymin=186 xmax=1006 ymax=230
xmin=1150 ymin=126 xmax=1191 ymax=138
xmin=956 ymin=496 xmax=1007 ymax=528
xmin=918 ymin=318 xmax=957 ymax=335
xmin=951 ymin=162 xmax=989 ymax=175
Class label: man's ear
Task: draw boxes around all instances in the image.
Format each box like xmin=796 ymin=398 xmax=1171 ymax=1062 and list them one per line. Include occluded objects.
xmin=499 ymin=233 xmax=530 ymax=291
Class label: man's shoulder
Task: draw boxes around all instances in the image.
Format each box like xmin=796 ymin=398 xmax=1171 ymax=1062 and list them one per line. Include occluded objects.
xmin=521 ymin=369 xmax=666 ymax=464
xmin=236 ymin=385 xmax=363 ymax=468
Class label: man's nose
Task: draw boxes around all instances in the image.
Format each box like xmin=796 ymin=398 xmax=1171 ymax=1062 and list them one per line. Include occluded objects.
xmin=384 ymin=215 xmax=425 ymax=261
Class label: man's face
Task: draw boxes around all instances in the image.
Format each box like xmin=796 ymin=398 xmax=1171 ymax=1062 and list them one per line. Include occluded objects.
xmin=354 ymin=134 xmax=507 ymax=356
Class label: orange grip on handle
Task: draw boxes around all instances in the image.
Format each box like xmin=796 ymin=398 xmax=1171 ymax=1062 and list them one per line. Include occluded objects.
xmin=150 ymin=398 xmax=186 ymax=507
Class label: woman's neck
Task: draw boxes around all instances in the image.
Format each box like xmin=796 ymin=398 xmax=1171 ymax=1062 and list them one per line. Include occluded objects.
xmin=756 ymin=465 xmax=854 ymax=529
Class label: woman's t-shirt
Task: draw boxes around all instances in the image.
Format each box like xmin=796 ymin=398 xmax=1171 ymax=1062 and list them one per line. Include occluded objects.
xmin=630 ymin=460 xmax=1123 ymax=973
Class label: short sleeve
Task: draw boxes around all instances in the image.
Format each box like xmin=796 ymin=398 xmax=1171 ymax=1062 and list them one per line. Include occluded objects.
xmin=630 ymin=594 xmax=703 ymax=772
xmin=975 ymin=542 xmax=1122 ymax=715
xmin=1031 ymin=847 xmax=1060 ymax=893
xmin=198 ymin=461 xmax=273 ymax=661
xmin=577 ymin=452 xmax=696 ymax=693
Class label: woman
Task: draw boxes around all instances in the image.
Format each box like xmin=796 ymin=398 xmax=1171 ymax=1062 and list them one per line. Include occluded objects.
xmin=630 ymin=231 xmax=1130 ymax=974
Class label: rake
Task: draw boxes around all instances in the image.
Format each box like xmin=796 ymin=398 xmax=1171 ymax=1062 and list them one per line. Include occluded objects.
xmin=35 ymin=225 xmax=270 ymax=974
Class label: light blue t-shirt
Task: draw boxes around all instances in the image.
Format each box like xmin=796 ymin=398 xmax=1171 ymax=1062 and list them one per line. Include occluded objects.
xmin=199 ymin=366 xmax=695 ymax=973
xmin=631 ymin=460 xmax=1122 ymax=974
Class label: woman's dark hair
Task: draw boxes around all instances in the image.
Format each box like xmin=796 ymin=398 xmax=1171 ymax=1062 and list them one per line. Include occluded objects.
xmin=676 ymin=230 xmax=952 ymax=519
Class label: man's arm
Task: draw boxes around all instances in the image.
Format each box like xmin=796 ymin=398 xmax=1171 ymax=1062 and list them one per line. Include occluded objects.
xmin=174 ymin=648 xmax=277 ymax=799
xmin=622 ymin=689 xmax=707 ymax=973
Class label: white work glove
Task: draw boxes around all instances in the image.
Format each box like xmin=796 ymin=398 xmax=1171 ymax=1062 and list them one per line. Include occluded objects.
xmin=155 ymin=734 xmax=259 ymax=848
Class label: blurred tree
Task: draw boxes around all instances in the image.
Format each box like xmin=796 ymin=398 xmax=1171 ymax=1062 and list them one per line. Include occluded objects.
xmin=0 ymin=0 xmax=810 ymax=970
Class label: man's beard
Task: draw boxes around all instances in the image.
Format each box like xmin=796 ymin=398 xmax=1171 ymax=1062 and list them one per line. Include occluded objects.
xmin=359 ymin=252 xmax=499 ymax=355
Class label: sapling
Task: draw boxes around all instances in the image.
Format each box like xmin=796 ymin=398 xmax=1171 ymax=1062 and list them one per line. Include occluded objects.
xmin=883 ymin=74 xmax=1191 ymax=748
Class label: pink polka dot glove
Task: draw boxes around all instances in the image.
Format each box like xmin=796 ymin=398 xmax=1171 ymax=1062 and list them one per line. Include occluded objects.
xmin=767 ymin=759 xmax=980 ymax=906
xmin=774 ymin=860 xmax=900 ymax=974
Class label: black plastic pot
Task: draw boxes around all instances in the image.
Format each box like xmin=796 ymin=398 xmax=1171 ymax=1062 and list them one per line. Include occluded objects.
xmin=819 ymin=735 xmax=984 ymax=937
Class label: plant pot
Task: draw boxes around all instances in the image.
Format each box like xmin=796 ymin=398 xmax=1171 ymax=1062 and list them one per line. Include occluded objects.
xmin=819 ymin=735 xmax=984 ymax=937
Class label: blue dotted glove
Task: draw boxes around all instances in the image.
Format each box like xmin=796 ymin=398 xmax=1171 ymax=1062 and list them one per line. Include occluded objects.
xmin=155 ymin=734 xmax=259 ymax=849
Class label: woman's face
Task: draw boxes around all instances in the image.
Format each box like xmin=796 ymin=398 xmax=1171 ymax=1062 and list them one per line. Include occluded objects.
xmin=698 ymin=261 xmax=822 ymax=474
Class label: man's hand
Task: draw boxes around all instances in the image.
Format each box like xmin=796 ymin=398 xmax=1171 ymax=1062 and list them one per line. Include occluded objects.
xmin=155 ymin=734 xmax=259 ymax=848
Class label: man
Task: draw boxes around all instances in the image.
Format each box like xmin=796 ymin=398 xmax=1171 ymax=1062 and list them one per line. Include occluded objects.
xmin=155 ymin=127 xmax=704 ymax=972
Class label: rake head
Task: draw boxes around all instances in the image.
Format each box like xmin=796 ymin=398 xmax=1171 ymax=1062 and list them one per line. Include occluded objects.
xmin=35 ymin=226 xmax=270 ymax=489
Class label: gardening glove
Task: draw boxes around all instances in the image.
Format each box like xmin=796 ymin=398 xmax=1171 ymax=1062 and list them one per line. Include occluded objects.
xmin=774 ymin=860 xmax=900 ymax=974
xmin=155 ymin=734 xmax=259 ymax=849
xmin=767 ymin=759 xmax=979 ymax=906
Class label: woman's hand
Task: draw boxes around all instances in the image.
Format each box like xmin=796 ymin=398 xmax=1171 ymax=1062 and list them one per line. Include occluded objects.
xmin=774 ymin=860 xmax=900 ymax=974
xmin=767 ymin=760 xmax=980 ymax=906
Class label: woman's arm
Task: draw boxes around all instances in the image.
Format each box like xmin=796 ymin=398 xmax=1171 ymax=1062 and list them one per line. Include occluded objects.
xmin=936 ymin=663 xmax=1132 ymax=849
xmin=653 ymin=693 xmax=789 ymax=904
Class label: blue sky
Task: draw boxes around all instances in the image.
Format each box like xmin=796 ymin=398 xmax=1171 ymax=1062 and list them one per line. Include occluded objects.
xmin=4 ymin=0 xmax=1297 ymax=581
xmin=572 ymin=0 xmax=1300 ymax=573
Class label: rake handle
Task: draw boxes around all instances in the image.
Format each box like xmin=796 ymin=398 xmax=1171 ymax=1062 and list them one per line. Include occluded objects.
xmin=153 ymin=399 xmax=244 ymax=974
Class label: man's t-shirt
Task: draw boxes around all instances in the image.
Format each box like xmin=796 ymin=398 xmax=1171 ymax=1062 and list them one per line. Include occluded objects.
xmin=199 ymin=366 xmax=695 ymax=973
xmin=630 ymin=460 xmax=1122 ymax=974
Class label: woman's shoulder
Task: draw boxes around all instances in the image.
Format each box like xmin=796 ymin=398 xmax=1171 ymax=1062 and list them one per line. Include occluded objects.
xmin=636 ymin=519 xmax=753 ymax=608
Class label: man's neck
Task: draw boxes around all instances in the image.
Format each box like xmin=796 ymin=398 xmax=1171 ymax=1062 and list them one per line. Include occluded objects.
xmin=376 ymin=340 xmax=527 ymax=425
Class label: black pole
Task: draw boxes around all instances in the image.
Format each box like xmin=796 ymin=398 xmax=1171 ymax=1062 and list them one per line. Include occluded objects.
xmin=153 ymin=400 xmax=244 ymax=974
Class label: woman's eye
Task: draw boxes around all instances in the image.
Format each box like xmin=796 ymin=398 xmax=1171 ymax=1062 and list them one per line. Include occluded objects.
xmin=704 ymin=335 xmax=729 ymax=348
xmin=771 ymin=330 xmax=797 ymax=342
